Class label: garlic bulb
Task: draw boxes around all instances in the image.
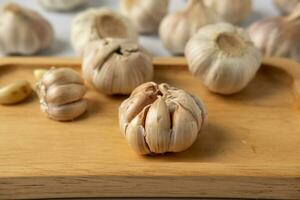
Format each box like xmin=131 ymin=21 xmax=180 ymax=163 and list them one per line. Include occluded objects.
xmin=248 ymin=5 xmax=300 ymax=62
xmin=71 ymin=7 xmax=138 ymax=55
xmin=0 ymin=3 xmax=54 ymax=55
xmin=36 ymin=68 xmax=87 ymax=121
xmin=120 ymin=0 xmax=169 ymax=34
xmin=37 ymin=0 xmax=87 ymax=11
xmin=159 ymin=0 xmax=217 ymax=55
xmin=203 ymin=0 xmax=252 ymax=24
xmin=82 ymin=38 xmax=153 ymax=95
xmin=119 ymin=82 xmax=208 ymax=155
xmin=273 ymin=0 xmax=300 ymax=15
xmin=185 ymin=23 xmax=261 ymax=95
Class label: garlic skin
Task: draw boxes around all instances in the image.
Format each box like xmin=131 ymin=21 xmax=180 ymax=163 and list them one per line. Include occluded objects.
xmin=36 ymin=68 xmax=87 ymax=121
xmin=185 ymin=23 xmax=261 ymax=95
xmin=247 ymin=6 xmax=300 ymax=62
xmin=82 ymin=38 xmax=153 ymax=95
xmin=273 ymin=0 xmax=300 ymax=15
xmin=0 ymin=3 xmax=54 ymax=55
xmin=71 ymin=7 xmax=138 ymax=55
xmin=37 ymin=0 xmax=87 ymax=11
xmin=159 ymin=0 xmax=217 ymax=55
xmin=119 ymin=82 xmax=208 ymax=155
xmin=203 ymin=0 xmax=252 ymax=24
xmin=120 ymin=0 xmax=169 ymax=34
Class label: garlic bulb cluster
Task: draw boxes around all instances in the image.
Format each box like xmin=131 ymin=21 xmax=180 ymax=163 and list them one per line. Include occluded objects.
xmin=248 ymin=6 xmax=300 ymax=62
xmin=159 ymin=0 xmax=217 ymax=55
xmin=36 ymin=68 xmax=87 ymax=121
xmin=0 ymin=3 xmax=54 ymax=55
xmin=120 ymin=0 xmax=169 ymax=34
xmin=203 ymin=0 xmax=252 ymax=24
xmin=185 ymin=23 xmax=261 ymax=95
xmin=273 ymin=0 xmax=300 ymax=15
xmin=71 ymin=7 xmax=138 ymax=55
xmin=119 ymin=82 xmax=208 ymax=155
xmin=37 ymin=0 xmax=87 ymax=11
xmin=82 ymin=38 xmax=153 ymax=95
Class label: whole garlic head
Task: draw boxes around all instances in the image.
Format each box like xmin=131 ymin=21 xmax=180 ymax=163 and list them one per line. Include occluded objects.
xmin=37 ymin=0 xmax=87 ymax=11
xmin=159 ymin=0 xmax=217 ymax=55
xmin=82 ymin=38 xmax=153 ymax=95
xmin=71 ymin=7 xmax=138 ymax=55
xmin=120 ymin=0 xmax=169 ymax=34
xmin=273 ymin=0 xmax=300 ymax=15
xmin=203 ymin=0 xmax=252 ymax=24
xmin=185 ymin=23 xmax=261 ymax=95
xmin=119 ymin=82 xmax=208 ymax=155
xmin=0 ymin=3 xmax=54 ymax=55
xmin=248 ymin=5 xmax=300 ymax=62
xmin=36 ymin=68 xmax=87 ymax=121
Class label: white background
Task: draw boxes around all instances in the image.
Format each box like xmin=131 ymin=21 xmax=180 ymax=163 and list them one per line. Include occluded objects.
xmin=0 ymin=0 xmax=281 ymax=57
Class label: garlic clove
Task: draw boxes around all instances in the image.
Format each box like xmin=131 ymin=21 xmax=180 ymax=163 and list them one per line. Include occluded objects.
xmin=145 ymin=97 xmax=171 ymax=154
xmin=33 ymin=69 xmax=48 ymax=81
xmin=37 ymin=0 xmax=87 ymax=11
xmin=42 ymin=68 xmax=84 ymax=87
xmin=0 ymin=80 xmax=32 ymax=105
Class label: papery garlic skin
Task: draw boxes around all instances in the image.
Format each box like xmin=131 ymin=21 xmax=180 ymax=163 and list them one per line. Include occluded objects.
xmin=203 ymin=0 xmax=252 ymax=24
xmin=0 ymin=3 xmax=54 ymax=55
xmin=185 ymin=23 xmax=261 ymax=95
xmin=37 ymin=0 xmax=86 ymax=11
xmin=273 ymin=0 xmax=300 ymax=14
xmin=36 ymin=68 xmax=87 ymax=121
xmin=82 ymin=38 xmax=153 ymax=95
xmin=119 ymin=82 xmax=208 ymax=155
xmin=159 ymin=0 xmax=217 ymax=55
xmin=120 ymin=0 xmax=169 ymax=34
xmin=71 ymin=7 xmax=138 ymax=55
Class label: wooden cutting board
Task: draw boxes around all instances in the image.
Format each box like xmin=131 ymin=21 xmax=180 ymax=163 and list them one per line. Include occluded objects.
xmin=0 ymin=57 xmax=299 ymax=200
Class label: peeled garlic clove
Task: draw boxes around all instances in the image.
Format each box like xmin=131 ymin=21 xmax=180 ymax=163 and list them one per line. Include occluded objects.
xmin=0 ymin=80 xmax=32 ymax=105
xmin=159 ymin=0 xmax=217 ymax=55
xmin=33 ymin=69 xmax=48 ymax=81
xmin=71 ymin=7 xmax=138 ymax=55
xmin=119 ymin=82 xmax=207 ymax=155
xmin=185 ymin=22 xmax=262 ymax=95
xmin=120 ymin=0 xmax=169 ymax=34
xmin=0 ymin=3 xmax=54 ymax=55
xmin=82 ymin=38 xmax=153 ymax=95
xmin=247 ymin=6 xmax=300 ymax=62
xmin=273 ymin=0 xmax=300 ymax=15
xmin=37 ymin=0 xmax=87 ymax=11
xmin=203 ymin=0 xmax=252 ymax=24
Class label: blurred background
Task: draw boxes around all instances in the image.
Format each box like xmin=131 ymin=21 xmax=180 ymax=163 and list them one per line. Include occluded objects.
xmin=0 ymin=0 xmax=280 ymax=57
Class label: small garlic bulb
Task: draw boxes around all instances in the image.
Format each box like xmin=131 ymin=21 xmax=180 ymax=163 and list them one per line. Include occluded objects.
xmin=159 ymin=0 xmax=217 ymax=55
xmin=185 ymin=23 xmax=261 ymax=95
xmin=120 ymin=0 xmax=169 ymax=34
xmin=36 ymin=68 xmax=87 ymax=121
xmin=273 ymin=0 xmax=300 ymax=15
xmin=119 ymin=82 xmax=208 ymax=155
xmin=71 ymin=7 xmax=138 ymax=55
xmin=82 ymin=38 xmax=153 ymax=95
xmin=37 ymin=0 xmax=87 ymax=11
xmin=0 ymin=3 xmax=54 ymax=55
xmin=203 ymin=0 xmax=252 ymax=24
xmin=248 ymin=5 xmax=300 ymax=62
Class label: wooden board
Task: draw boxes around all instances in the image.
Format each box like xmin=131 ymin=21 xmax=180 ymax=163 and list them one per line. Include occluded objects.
xmin=0 ymin=57 xmax=300 ymax=200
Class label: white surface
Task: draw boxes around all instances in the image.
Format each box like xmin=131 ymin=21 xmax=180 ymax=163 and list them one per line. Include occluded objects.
xmin=1 ymin=0 xmax=280 ymax=57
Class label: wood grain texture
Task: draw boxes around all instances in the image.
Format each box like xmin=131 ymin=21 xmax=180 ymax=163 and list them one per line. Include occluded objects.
xmin=0 ymin=57 xmax=300 ymax=200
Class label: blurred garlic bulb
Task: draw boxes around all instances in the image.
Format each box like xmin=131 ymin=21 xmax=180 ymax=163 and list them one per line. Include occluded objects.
xmin=185 ymin=23 xmax=261 ymax=95
xmin=120 ymin=0 xmax=169 ymax=34
xmin=248 ymin=5 xmax=300 ymax=62
xmin=203 ymin=0 xmax=252 ymax=24
xmin=0 ymin=3 xmax=54 ymax=55
xmin=273 ymin=0 xmax=300 ymax=15
xmin=119 ymin=82 xmax=208 ymax=155
xmin=36 ymin=68 xmax=87 ymax=121
xmin=37 ymin=0 xmax=87 ymax=11
xmin=159 ymin=0 xmax=217 ymax=55
xmin=71 ymin=7 xmax=138 ymax=55
xmin=82 ymin=38 xmax=153 ymax=95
